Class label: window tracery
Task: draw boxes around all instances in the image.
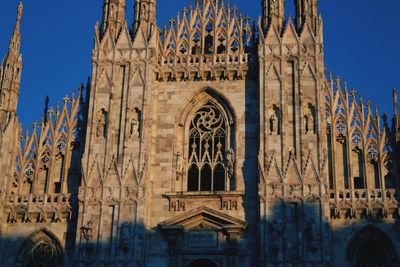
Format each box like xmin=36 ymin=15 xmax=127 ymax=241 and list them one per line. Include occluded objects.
xmin=187 ymin=103 xmax=231 ymax=192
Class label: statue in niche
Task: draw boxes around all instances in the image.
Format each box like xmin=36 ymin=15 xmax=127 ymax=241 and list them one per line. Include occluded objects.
xmin=109 ymin=4 xmax=115 ymax=20
xmin=176 ymin=152 xmax=184 ymax=181
xmin=127 ymin=107 xmax=140 ymax=138
xmin=304 ymin=0 xmax=310 ymax=12
xmin=81 ymin=220 xmax=94 ymax=254
xmin=96 ymin=109 xmax=107 ymax=138
xmin=306 ymin=219 xmax=319 ymax=253
xmin=226 ymin=149 xmax=235 ymax=180
xmin=304 ymin=103 xmax=316 ymax=134
xmin=120 ymin=223 xmax=132 ymax=252
xmin=269 ymin=105 xmax=281 ymax=135
xmin=0 ymin=93 xmax=4 ymax=106
xmin=141 ymin=3 xmax=147 ymax=18
xmin=270 ymin=0 xmax=278 ymax=13
xmin=81 ymin=220 xmax=94 ymax=242
xmin=270 ymin=220 xmax=283 ymax=239
xmin=269 ymin=220 xmax=283 ymax=254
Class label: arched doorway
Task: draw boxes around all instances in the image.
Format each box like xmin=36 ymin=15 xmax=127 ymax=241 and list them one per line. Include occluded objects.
xmin=187 ymin=259 xmax=219 ymax=267
xmin=347 ymin=225 xmax=398 ymax=267
xmin=16 ymin=229 xmax=63 ymax=267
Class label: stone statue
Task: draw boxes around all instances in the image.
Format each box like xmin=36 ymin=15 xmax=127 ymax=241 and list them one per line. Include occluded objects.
xmin=226 ymin=149 xmax=235 ymax=179
xmin=0 ymin=93 xmax=4 ymax=106
xmin=96 ymin=110 xmax=106 ymax=138
xmin=304 ymin=104 xmax=315 ymax=134
xmin=128 ymin=108 xmax=140 ymax=138
xmin=307 ymin=220 xmax=318 ymax=241
xmin=306 ymin=220 xmax=319 ymax=253
xmin=176 ymin=152 xmax=184 ymax=181
xmin=394 ymin=88 xmax=398 ymax=106
xmin=304 ymin=0 xmax=310 ymax=12
xmin=270 ymin=0 xmax=278 ymax=12
xmin=269 ymin=113 xmax=278 ymax=135
xmin=120 ymin=223 xmax=132 ymax=252
xmin=81 ymin=221 xmax=93 ymax=242
xmin=270 ymin=220 xmax=283 ymax=239
xmin=270 ymin=105 xmax=280 ymax=135
xmin=141 ymin=3 xmax=147 ymax=18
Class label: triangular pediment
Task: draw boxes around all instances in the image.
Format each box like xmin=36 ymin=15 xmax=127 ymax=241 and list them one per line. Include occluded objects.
xmin=158 ymin=206 xmax=246 ymax=231
xmin=265 ymin=24 xmax=281 ymax=44
xmin=116 ymin=24 xmax=132 ymax=49
xmin=282 ymin=19 xmax=299 ymax=44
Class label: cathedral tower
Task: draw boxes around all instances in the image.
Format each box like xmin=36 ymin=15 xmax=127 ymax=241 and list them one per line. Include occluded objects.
xmin=77 ymin=0 xmax=158 ymax=264
xmin=259 ymin=0 xmax=329 ymax=264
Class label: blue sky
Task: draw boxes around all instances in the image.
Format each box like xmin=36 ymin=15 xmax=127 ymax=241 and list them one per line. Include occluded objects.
xmin=0 ymin=0 xmax=399 ymax=128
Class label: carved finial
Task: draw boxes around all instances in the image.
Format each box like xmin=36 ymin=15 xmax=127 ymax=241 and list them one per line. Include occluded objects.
xmin=48 ymin=108 xmax=55 ymax=117
xmin=351 ymin=88 xmax=356 ymax=99
xmin=232 ymin=5 xmax=238 ymax=15
xmin=33 ymin=121 xmax=39 ymax=130
xmin=63 ymin=95 xmax=70 ymax=104
xmin=382 ymin=112 xmax=388 ymax=125
xmin=56 ymin=101 xmax=61 ymax=116
xmin=17 ymin=2 xmax=23 ymax=21
xmin=336 ymin=76 xmax=341 ymax=89
xmin=366 ymin=100 xmax=371 ymax=111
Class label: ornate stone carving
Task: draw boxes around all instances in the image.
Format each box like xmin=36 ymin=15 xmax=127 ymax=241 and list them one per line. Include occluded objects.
xmin=127 ymin=107 xmax=140 ymax=138
xmin=96 ymin=109 xmax=107 ymax=138
xmin=269 ymin=220 xmax=283 ymax=254
xmin=120 ymin=223 xmax=132 ymax=252
xmin=306 ymin=220 xmax=320 ymax=253
xmin=226 ymin=148 xmax=235 ymax=180
xmin=176 ymin=152 xmax=184 ymax=181
xmin=304 ymin=103 xmax=316 ymax=134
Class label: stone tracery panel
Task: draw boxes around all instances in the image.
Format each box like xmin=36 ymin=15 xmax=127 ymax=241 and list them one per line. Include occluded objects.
xmin=187 ymin=104 xmax=230 ymax=192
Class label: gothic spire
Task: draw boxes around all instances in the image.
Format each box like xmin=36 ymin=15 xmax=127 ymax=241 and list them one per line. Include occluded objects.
xmin=101 ymin=0 xmax=126 ymax=38
xmin=0 ymin=2 xmax=23 ymax=119
xmin=262 ymin=0 xmax=285 ymax=33
xmin=9 ymin=2 xmax=23 ymax=57
xmin=133 ymin=0 xmax=157 ymax=39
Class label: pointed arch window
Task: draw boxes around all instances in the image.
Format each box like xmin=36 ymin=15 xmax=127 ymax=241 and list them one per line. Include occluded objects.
xmin=187 ymin=103 xmax=232 ymax=192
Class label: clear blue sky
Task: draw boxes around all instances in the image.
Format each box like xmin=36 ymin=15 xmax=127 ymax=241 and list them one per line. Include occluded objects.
xmin=0 ymin=0 xmax=399 ymax=128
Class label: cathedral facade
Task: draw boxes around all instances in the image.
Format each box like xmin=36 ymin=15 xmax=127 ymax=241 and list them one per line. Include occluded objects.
xmin=0 ymin=1 xmax=399 ymax=266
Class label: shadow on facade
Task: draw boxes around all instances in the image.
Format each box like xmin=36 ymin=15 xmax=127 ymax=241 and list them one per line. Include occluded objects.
xmin=3 ymin=205 xmax=399 ymax=267
xmin=264 ymin=200 xmax=400 ymax=267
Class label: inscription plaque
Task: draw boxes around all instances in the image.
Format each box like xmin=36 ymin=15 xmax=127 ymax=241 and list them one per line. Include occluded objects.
xmin=188 ymin=231 xmax=218 ymax=248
